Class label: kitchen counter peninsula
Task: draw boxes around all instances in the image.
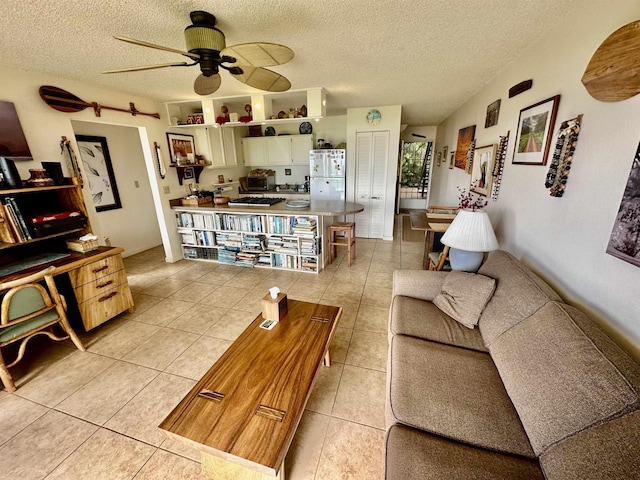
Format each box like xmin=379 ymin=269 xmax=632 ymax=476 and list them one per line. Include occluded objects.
xmin=171 ymin=199 xmax=363 ymax=273
xmin=170 ymin=198 xmax=363 ymax=216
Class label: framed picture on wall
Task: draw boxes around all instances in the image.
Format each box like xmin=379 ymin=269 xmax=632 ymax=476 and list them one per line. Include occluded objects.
xmin=470 ymin=144 xmax=497 ymax=197
xmin=166 ymin=132 xmax=196 ymax=164
xmin=485 ymin=99 xmax=501 ymax=128
xmin=75 ymin=135 xmax=122 ymax=212
xmin=512 ymin=95 xmax=560 ymax=165
xmin=454 ymin=125 xmax=476 ymax=170
xmin=449 ymin=151 xmax=455 ymax=169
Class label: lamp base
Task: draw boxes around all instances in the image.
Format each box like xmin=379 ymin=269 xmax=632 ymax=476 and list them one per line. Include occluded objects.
xmin=449 ymin=248 xmax=484 ymax=273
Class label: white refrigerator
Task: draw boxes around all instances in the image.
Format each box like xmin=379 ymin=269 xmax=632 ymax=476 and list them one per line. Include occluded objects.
xmin=310 ymin=149 xmax=346 ymax=201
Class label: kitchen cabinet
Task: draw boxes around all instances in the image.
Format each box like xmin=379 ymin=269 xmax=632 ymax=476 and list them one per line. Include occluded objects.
xmin=355 ymin=131 xmax=389 ymax=239
xmin=194 ymin=127 xmax=243 ymax=168
xmin=241 ymin=135 xmax=314 ymax=166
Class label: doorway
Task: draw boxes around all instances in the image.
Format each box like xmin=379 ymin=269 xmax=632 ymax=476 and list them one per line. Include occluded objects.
xmin=397 ymin=140 xmax=432 ymax=213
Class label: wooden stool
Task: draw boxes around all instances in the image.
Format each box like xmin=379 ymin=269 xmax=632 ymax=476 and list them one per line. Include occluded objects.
xmin=327 ymin=222 xmax=356 ymax=266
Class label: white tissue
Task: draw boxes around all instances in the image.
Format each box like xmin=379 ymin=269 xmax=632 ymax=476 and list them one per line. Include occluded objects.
xmin=79 ymin=234 xmax=98 ymax=241
xmin=269 ymin=286 xmax=280 ymax=299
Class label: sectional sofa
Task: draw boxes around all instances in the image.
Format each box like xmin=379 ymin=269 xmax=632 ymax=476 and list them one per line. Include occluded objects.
xmin=386 ymin=250 xmax=640 ymax=479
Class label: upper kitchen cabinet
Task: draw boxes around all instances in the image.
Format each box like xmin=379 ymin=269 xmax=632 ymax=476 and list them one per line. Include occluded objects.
xmin=165 ymin=88 xmax=326 ymax=127
xmin=241 ymin=135 xmax=314 ymax=166
xmin=191 ymin=127 xmax=243 ymax=168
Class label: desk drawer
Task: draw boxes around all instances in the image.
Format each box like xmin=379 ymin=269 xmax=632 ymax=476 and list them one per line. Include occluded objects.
xmin=73 ymin=269 xmax=128 ymax=303
xmin=78 ymin=283 xmax=134 ymax=330
xmin=69 ymin=254 xmax=125 ymax=287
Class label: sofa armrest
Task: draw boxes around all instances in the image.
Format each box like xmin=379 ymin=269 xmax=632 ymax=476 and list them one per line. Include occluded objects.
xmin=393 ymin=270 xmax=449 ymax=302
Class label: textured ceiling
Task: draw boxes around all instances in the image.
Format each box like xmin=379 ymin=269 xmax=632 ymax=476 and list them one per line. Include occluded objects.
xmin=1 ymin=0 xmax=580 ymax=125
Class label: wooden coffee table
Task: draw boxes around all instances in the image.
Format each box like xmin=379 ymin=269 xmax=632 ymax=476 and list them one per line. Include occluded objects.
xmin=159 ymin=299 xmax=342 ymax=479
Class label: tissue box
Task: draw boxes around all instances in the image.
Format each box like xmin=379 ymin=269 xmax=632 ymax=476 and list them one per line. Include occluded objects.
xmin=66 ymin=238 xmax=99 ymax=253
xmin=261 ymin=292 xmax=288 ymax=321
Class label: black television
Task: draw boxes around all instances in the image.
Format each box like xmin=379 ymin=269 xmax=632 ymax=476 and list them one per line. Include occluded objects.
xmin=0 ymin=101 xmax=33 ymax=161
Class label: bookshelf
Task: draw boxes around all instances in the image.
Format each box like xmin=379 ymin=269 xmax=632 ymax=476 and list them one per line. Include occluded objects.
xmin=0 ymin=179 xmax=91 ymax=248
xmin=175 ymin=208 xmax=320 ymax=273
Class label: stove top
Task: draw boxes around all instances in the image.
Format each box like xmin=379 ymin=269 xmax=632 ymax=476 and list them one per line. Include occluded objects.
xmin=227 ymin=197 xmax=286 ymax=207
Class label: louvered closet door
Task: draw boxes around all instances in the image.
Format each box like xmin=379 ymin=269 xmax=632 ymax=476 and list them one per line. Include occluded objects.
xmin=355 ymin=131 xmax=389 ymax=238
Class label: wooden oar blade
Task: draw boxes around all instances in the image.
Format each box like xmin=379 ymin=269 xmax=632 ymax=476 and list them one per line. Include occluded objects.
xmin=39 ymin=85 xmax=91 ymax=113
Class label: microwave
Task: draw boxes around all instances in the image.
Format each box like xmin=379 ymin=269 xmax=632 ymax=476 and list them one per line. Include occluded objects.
xmin=247 ymin=175 xmax=276 ymax=191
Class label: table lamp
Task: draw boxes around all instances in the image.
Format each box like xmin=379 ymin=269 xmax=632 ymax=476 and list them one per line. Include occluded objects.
xmin=441 ymin=210 xmax=498 ymax=272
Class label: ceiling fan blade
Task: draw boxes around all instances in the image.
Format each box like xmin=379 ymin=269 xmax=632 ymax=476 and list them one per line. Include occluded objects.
xmin=102 ymin=62 xmax=192 ymax=74
xmin=233 ymin=66 xmax=291 ymax=92
xmin=194 ymin=73 xmax=222 ymax=95
xmin=114 ymin=36 xmax=201 ymax=60
xmin=221 ymin=43 xmax=294 ymax=67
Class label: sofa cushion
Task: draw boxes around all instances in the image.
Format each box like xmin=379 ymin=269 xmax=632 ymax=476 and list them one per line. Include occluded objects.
xmin=386 ymin=424 xmax=544 ymax=480
xmin=490 ymin=302 xmax=639 ymax=455
xmin=477 ymin=250 xmax=561 ymax=346
xmin=539 ymin=411 xmax=640 ymax=480
xmin=433 ymin=271 xmax=496 ymax=329
xmin=390 ymin=295 xmax=487 ymax=352
xmin=388 ymin=335 xmax=534 ymax=458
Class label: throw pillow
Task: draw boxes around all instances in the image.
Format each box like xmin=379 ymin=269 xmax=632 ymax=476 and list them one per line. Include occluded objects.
xmin=433 ymin=271 xmax=496 ymax=329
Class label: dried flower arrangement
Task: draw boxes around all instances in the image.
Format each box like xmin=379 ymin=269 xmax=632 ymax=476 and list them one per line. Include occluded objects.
xmin=457 ymin=182 xmax=489 ymax=211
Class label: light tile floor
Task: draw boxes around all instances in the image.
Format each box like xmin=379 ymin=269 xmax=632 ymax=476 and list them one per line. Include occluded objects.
xmin=0 ymin=216 xmax=423 ymax=480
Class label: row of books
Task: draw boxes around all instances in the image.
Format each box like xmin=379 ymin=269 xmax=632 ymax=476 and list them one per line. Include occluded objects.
xmin=292 ymin=217 xmax=318 ymax=238
xmin=217 ymin=214 xmax=266 ymax=233
xmin=183 ymin=247 xmax=218 ymax=261
xmin=2 ymin=197 xmax=32 ymax=242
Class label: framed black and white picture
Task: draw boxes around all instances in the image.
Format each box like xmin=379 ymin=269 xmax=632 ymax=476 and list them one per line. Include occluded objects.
xmin=75 ymin=135 xmax=122 ymax=211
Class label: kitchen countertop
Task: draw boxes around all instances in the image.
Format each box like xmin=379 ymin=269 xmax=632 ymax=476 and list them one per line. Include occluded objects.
xmin=171 ymin=199 xmax=364 ymax=216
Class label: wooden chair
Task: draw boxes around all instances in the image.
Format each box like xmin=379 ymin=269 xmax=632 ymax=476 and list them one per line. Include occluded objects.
xmin=0 ymin=266 xmax=85 ymax=392
xmin=428 ymin=245 xmax=451 ymax=271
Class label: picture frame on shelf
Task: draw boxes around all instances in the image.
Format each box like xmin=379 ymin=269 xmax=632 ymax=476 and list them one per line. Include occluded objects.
xmin=166 ymin=132 xmax=196 ymax=164
xmin=470 ymin=144 xmax=497 ymax=197
xmin=454 ymin=125 xmax=476 ymax=170
xmin=75 ymin=135 xmax=122 ymax=212
xmin=512 ymin=95 xmax=560 ymax=165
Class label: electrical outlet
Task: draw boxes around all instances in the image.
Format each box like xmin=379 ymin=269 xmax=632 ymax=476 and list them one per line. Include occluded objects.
xmin=134 ymin=180 xmax=139 ymax=188
xmin=163 ymin=186 xmax=170 ymax=194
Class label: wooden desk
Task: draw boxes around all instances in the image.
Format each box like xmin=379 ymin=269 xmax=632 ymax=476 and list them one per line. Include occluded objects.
xmin=410 ymin=213 xmax=454 ymax=268
xmin=160 ymin=299 xmax=342 ymax=479
xmin=0 ymin=246 xmax=134 ymax=330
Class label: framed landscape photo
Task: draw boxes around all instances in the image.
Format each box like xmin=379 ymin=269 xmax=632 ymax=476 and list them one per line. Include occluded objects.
xmin=485 ymin=99 xmax=501 ymax=128
xmin=166 ymin=132 xmax=195 ymax=164
xmin=470 ymin=144 xmax=497 ymax=197
xmin=512 ymin=95 xmax=560 ymax=165
xmin=75 ymin=135 xmax=122 ymax=212
xmin=455 ymin=125 xmax=476 ymax=170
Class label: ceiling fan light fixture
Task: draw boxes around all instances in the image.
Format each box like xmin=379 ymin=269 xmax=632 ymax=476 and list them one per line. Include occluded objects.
xmin=184 ymin=25 xmax=226 ymax=53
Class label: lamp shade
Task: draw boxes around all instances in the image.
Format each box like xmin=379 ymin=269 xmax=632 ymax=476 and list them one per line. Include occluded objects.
xmin=441 ymin=210 xmax=499 ymax=252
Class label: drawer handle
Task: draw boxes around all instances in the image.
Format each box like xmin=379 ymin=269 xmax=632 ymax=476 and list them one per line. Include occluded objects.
xmin=97 ymin=280 xmax=114 ymax=289
xmin=93 ymin=265 xmax=109 ymax=273
xmin=98 ymin=292 xmax=117 ymax=302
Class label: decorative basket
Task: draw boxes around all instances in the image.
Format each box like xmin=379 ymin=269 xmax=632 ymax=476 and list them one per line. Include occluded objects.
xmin=180 ymin=196 xmax=212 ymax=206
xmin=66 ymin=238 xmax=99 ymax=253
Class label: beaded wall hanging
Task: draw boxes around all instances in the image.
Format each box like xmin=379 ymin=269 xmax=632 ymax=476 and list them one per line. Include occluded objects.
xmin=491 ymin=131 xmax=510 ymax=201
xmin=545 ymin=114 xmax=583 ymax=197
xmin=466 ymin=139 xmax=476 ymax=174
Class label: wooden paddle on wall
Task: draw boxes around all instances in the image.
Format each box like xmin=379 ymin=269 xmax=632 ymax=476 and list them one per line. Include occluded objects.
xmin=39 ymin=85 xmax=161 ymax=119
xmin=582 ymin=20 xmax=640 ymax=102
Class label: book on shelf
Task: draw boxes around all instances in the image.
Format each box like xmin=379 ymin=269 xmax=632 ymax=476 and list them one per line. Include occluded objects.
xmin=29 ymin=211 xmax=81 ymax=224
xmin=4 ymin=198 xmax=32 ymax=241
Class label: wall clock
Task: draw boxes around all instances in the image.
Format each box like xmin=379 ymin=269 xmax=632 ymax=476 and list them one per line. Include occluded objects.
xmin=366 ymin=109 xmax=381 ymax=126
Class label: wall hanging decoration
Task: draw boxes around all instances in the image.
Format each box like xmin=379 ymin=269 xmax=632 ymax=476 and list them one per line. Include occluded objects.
xmin=508 ymin=79 xmax=533 ymax=98
xmin=449 ymin=151 xmax=455 ymax=169
xmin=60 ymin=136 xmax=83 ymax=186
xmin=470 ymin=144 xmax=497 ymax=197
xmin=465 ymin=139 xmax=476 ymax=174
xmin=582 ymin=20 xmax=640 ymax=102
xmin=606 ymin=141 xmax=640 ymax=267
xmin=491 ymin=131 xmax=510 ymax=201
xmin=485 ymin=99 xmax=501 ymax=128
xmin=545 ymin=114 xmax=583 ymax=197
xmin=39 ymin=86 xmax=160 ymax=119
xmin=75 ymin=135 xmax=122 ymax=211
xmin=512 ymin=95 xmax=560 ymax=165
xmin=454 ymin=125 xmax=476 ymax=170
xmin=154 ymin=142 xmax=166 ymax=179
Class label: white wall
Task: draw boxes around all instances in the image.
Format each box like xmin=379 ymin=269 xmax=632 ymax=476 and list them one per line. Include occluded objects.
xmin=346 ymin=105 xmax=402 ymax=240
xmin=71 ymin=121 xmax=161 ymax=255
xmin=431 ymin=0 xmax=640 ymax=356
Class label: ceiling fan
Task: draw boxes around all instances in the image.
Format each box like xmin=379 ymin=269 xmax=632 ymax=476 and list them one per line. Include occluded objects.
xmin=103 ymin=11 xmax=294 ymax=96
